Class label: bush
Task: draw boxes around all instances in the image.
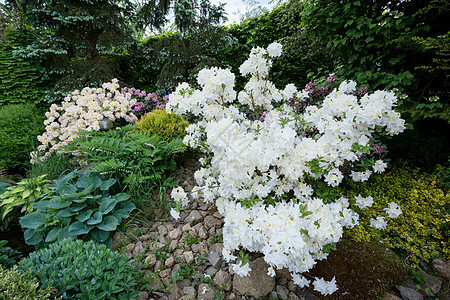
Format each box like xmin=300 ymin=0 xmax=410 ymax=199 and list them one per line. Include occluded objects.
xmin=18 ymin=239 xmax=139 ymax=299
xmin=20 ymin=172 xmax=135 ymax=249
xmin=338 ymin=165 xmax=449 ymax=266
xmin=0 ymin=240 xmax=23 ymax=270
xmin=0 ymin=103 xmax=45 ymax=172
xmin=0 ymin=266 xmax=55 ymax=300
xmin=0 ymin=175 xmax=52 ymax=231
xmin=134 ymin=109 xmax=189 ymax=142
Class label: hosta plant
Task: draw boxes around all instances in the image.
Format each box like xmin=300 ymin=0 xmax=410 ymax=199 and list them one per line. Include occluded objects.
xmin=0 ymin=240 xmax=23 ymax=270
xmin=0 ymin=175 xmax=52 ymax=231
xmin=20 ymin=171 xmax=135 ymax=249
xmin=18 ymin=239 xmax=138 ymax=299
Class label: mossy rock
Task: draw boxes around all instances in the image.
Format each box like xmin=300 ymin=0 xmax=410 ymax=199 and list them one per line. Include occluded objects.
xmin=308 ymin=238 xmax=405 ymax=299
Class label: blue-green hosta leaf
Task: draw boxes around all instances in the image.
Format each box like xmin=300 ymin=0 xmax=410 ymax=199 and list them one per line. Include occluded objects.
xmin=45 ymin=227 xmax=61 ymax=243
xmin=120 ymin=201 xmax=135 ymax=214
xmin=32 ymin=200 xmax=51 ymax=209
xmin=58 ymin=185 xmax=77 ymax=196
xmin=55 ymin=208 xmax=75 ymax=218
xmin=69 ymin=221 xmax=92 ymax=236
xmin=100 ymin=178 xmax=116 ymax=191
xmin=23 ymin=228 xmax=41 ymax=245
xmin=65 ymin=184 xmax=94 ymax=199
xmin=76 ymin=175 xmax=92 ymax=189
xmin=96 ymin=215 xmax=119 ymax=232
xmin=57 ymin=225 xmax=74 ymax=241
xmin=90 ymin=228 xmax=110 ymax=242
xmin=72 ymin=197 xmax=88 ymax=204
xmin=71 ymin=203 xmax=87 ymax=212
xmin=114 ymin=193 xmax=130 ymax=202
xmin=55 ymin=172 xmax=77 ymax=191
xmin=75 ymin=210 xmax=93 ymax=222
xmin=86 ymin=212 xmax=102 ymax=225
xmin=99 ymin=198 xmax=118 ymax=215
xmin=20 ymin=212 xmax=47 ymax=229
xmin=48 ymin=200 xmax=71 ymax=210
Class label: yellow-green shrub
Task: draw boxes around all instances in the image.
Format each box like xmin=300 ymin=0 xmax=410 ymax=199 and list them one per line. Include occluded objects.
xmin=338 ymin=166 xmax=449 ymax=267
xmin=134 ymin=109 xmax=189 ymax=142
xmin=0 ymin=266 xmax=55 ymax=299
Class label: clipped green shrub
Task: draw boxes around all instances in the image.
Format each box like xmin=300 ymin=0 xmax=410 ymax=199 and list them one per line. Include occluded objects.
xmin=18 ymin=239 xmax=139 ymax=299
xmin=0 ymin=103 xmax=45 ymax=172
xmin=0 ymin=175 xmax=53 ymax=231
xmin=338 ymin=165 xmax=449 ymax=266
xmin=20 ymin=172 xmax=135 ymax=249
xmin=0 ymin=266 xmax=55 ymax=300
xmin=134 ymin=109 xmax=189 ymax=142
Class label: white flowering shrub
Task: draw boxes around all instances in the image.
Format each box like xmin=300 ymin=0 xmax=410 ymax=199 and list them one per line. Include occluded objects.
xmin=32 ymin=79 xmax=138 ymax=163
xmin=167 ymin=43 xmax=405 ymax=295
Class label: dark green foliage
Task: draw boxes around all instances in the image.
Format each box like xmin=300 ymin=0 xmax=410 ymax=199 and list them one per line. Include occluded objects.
xmin=20 ymin=171 xmax=135 ymax=249
xmin=19 ymin=239 xmax=139 ymax=299
xmin=14 ymin=0 xmax=137 ymax=103
xmin=0 ymin=104 xmax=45 ymax=173
xmin=0 ymin=240 xmax=23 ymax=269
xmin=300 ymin=0 xmax=449 ymax=121
xmin=0 ymin=29 xmax=49 ymax=107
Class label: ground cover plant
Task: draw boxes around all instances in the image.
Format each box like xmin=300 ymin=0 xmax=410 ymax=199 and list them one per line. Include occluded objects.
xmin=18 ymin=238 xmax=139 ymax=299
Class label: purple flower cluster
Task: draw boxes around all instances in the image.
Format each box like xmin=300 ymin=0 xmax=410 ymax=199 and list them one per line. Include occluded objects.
xmin=122 ymin=87 xmax=169 ymax=119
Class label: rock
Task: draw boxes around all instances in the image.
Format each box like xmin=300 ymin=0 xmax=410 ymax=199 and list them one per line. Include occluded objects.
xmin=144 ymin=253 xmax=157 ymax=268
xmin=288 ymin=280 xmax=297 ymax=292
xmin=138 ymin=234 xmax=151 ymax=241
xmin=207 ymin=251 xmax=222 ymax=268
xmin=198 ymin=283 xmax=216 ymax=300
xmin=177 ymin=279 xmax=192 ymax=289
xmin=165 ymin=256 xmax=175 ymax=268
xmin=98 ymin=118 xmax=113 ymax=131
xmin=191 ymin=243 xmax=208 ymax=253
xmin=159 ymin=268 xmax=170 ymax=278
xmin=276 ymin=285 xmax=289 ymax=300
xmin=148 ymin=279 xmax=164 ymax=291
xmin=112 ymin=231 xmax=130 ymax=251
xmin=168 ymin=228 xmax=182 ymax=240
xmin=198 ymin=225 xmax=208 ymax=239
xmin=157 ymin=225 xmax=168 ymax=236
xmin=276 ymin=268 xmax=292 ymax=280
xmin=172 ymin=263 xmax=181 ymax=277
xmin=432 ymin=259 xmax=450 ymax=281
xmin=205 ymin=266 xmax=218 ymax=277
xmin=154 ymin=260 xmax=164 ymax=271
xmin=383 ymin=292 xmax=402 ymax=300
xmin=183 ymin=286 xmax=197 ymax=298
xmin=182 ymin=223 xmax=193 ymax=232
xmin=137 ymin=291 xmax=149 ymax=300
xmin=180 ymin=296 xmax=195 ymax=300
xmin=169 ymin=239 xmax=178 ymax=250
xmin=166 ymin=223 xmax=175 ymax=231
xmin=214 ymin=269 xmax=232 ymax=291
xmin=289 ymin=293 xmax=300 ymax=300
xmin=204 ymin=216 xmax=223 ymax=229
xmin=233 ymin=257 xmax=275 ymax=299
xmin=126 ymin=243 xmax=135 ymax=253
xmin=184 ymin=251 xmax=195 ymax=264
xmin=132 ymin=241 xmax=145 ymax=257
xmin=210 ymin=243 xmax=224 ymax=255
xmin=185 ymin=210 xmax=203 ymax=225
xmin=423 ymin=271 xmax=442 ymax=294
xmin=168 ymin=285 xmax=183 ymax=300
xmin=396 ymin=285 xmax=424 ymax=300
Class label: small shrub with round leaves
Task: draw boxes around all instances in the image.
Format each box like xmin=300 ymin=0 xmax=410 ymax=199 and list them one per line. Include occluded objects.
xmin=338 ymin=165 xmax=449 ymax=266
xmin=134 ymin=109 xmax=189 ymax=142
xmin=18 ymin=239 xmax=139 ymax=299
xmin=0 ymin=266 xmax=56 ymax=299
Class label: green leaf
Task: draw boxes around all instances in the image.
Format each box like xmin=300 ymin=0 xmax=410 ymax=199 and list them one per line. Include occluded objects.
xmin=59 ymin=185 xmax=77 ymax=195
xmin=100 ymin=178 xmax=116 ymax=191
xmin=65 ymin=184 xmax=94 ymax=199
xmin=99 ymin=198 xmax=118 ymax=215
xmin=23 ymin=228 xmax=40 ymax=245
xmin=57 ymin=225 xmax=73 ymax=241
xmin=114 ymin=193 xmax=130 ymax=202
xmin=45 ymin=227 xmax=61 ymax=243
xmin=76 ymin=210 xmax=93 ymax=222
xmin=19 ymin=212 xmax=47 ymax=229
xmin=48 ymin=200 xmax=71 ymax=209
xmin=71 ymin=203 xmax=87 ymax=212
xmin=90 ymin=228 xmax=110 ymax=242
xmin=55 ymin=208 xmax=75 ymax=218
xmin=69 ymin=221 xmax=92 ymax=236
xmin=96 ymin=215 xmax=119 ymax=232
xmin=86 ymin=212 xmax=103 ymax=225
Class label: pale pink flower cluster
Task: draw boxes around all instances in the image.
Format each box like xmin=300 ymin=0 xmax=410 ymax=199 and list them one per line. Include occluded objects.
xmin=31 ymin=79 xmax=138 ymax=163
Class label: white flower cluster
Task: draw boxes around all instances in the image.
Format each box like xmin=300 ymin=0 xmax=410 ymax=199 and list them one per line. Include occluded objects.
xmin=165 ymin=42 xmax=406 ymax=295
xmin=32 ymin=79 xmax=138 ymax=163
